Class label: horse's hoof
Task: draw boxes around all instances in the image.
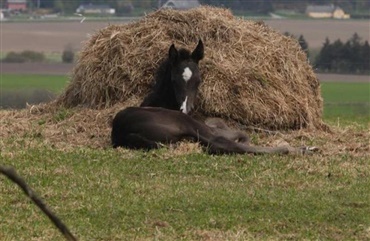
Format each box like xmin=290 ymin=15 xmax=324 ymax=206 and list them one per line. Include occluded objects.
xmin=301 ymin=146 xmax=319 ymax=154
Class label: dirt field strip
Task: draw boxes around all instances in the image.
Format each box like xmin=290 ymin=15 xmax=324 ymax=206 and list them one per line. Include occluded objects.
xmin=1 ymin=19 xmax=369 ymax=54
xmin=316 ymin=73 xmax=370 ymax=83
xmin=265 ymin=19 xmax=370 ymax=48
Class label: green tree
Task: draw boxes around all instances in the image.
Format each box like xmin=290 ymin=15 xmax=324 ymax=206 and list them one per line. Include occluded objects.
xmin=298 ymin=35 xmax=309 ymax=58
xmin=330 ymin=39 xmax=348 ymax=73
xmin=53 ymin=0 xmax=64 ymax=13
xmin=133 ymin=0 xmax=153 ymax=9
xmin=115 ymin=0 xmax=134 ymax=15
xmin=315 ymin=38 xmax=332 ymax=72
xmin=361 ymin=41 xmax=370 ymax=73
xmin=347 ymin=33 xmax=362 ymax=73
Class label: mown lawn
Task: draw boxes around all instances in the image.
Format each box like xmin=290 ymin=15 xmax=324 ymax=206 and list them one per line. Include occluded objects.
xmin=0 ymin=74 xmax=69 ymax=108
xmin=0 ymin=74 xmax=69 ymax=93
xmin=1 ymin=143 xmax=369 ymax=240
xmin=0 ymin=75 xmax=369 ymax=240
xmin=321 ymin=82 xmax=370 ymax=125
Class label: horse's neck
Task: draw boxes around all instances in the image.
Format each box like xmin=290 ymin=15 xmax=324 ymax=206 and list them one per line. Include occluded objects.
xmin=155 ymin=66 xmax=173 ymax=96
xmin=142 ymin=64 xmax=178 ymax=109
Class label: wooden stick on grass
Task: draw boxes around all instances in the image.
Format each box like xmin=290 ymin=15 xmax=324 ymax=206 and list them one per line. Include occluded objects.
xmin=0 ymin=165 xmax=77 ymax=241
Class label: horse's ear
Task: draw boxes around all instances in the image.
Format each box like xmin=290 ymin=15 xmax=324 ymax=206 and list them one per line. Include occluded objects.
xmin=169 ymin=44 xmax=178 ymax=64
xmin=191 ymin=39 xmax=204 ymax=62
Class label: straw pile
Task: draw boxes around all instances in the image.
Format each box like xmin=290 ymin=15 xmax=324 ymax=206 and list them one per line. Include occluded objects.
xmin=56 ymin=6 xmax=324 ymax=130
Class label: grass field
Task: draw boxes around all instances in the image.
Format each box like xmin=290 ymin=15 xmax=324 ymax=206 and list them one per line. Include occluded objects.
xmin=0 ymin=74 xmax=69 ymax=108
xmin=1 ymin=147 xmax=369 ymax=240
xmin=0 ymin=74 xmax=369 ymax=240
xmin=0 ymin=74 xmax=69 ymax=93
xmin=321 ymin=82 xmax=370 ymax=124
xmin=1 ymin=74 xmax=369 ymax=122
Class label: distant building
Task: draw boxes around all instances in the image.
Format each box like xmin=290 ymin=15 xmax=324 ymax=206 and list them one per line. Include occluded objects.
xmin=7 ymin=0 xmax=27 ymax=11
xmin=161 ymin=0 xmax=200 ymax=10
xmin=76 ymin=4 xmax=115 ymax=15
xmin=306 ymin=4 xmax=350 ymax=19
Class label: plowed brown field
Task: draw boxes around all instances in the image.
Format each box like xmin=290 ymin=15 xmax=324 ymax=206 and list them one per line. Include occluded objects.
xmin=1 ymin=19 xmax=369 ymax=53
xmin=1 ymin=18 xmax=369 ymax=82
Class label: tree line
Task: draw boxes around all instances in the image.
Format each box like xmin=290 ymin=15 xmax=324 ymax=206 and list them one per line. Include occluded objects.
xmin=287 ymin=32 xmax=369 ymax=75
xmin=315 ymin=33 xmax=370 ymax=74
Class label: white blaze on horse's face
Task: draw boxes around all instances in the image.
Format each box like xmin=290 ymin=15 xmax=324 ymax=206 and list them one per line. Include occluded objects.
xmin=182 ymin=67 xmax=192 ymax=82
xmin=180 ymin=96 xmax=188 ymax=114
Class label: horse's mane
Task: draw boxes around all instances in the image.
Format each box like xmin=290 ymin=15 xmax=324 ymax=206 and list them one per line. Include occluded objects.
xmin=177 ymin=48 xmax=192 ymax=60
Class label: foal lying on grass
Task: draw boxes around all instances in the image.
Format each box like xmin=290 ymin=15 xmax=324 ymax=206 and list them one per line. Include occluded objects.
xmin=112 ymin=41 xmax=317 ymax=155
xmin=111 ymin=107 xmax=318 ymax=155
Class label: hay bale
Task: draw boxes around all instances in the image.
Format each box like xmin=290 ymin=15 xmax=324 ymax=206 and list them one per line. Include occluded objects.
xmin=56 ymin=6 xmax=324 ymax=130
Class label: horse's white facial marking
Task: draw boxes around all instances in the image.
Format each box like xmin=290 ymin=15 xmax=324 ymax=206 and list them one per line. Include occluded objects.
xmin=182 ymin=67 xmax=192 ymax=82
xmin=180 ymin=96 xmax=188 ymax=114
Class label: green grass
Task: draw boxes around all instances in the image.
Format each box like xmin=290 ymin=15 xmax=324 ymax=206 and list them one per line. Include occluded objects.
xmin=321 ymin=82 xmax=370 ymax=103
xmin=1 ymin=146 xmax=369 ymax=240
xmin=0 ymin=74 xmax=69 ymax=108
xmin=321 ymin=82 xmax=370 ymax=124
xmin=1 ymin=73 xmax=368 ymax=124
xmin=0 ymin=75 xmax=369 ymax=240
xmin=0 ymin=74 xmax=69 ymax=93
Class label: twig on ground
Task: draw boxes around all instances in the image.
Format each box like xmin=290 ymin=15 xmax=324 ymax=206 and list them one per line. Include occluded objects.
xmin=0 ymin=165 xmax=77 ymax=241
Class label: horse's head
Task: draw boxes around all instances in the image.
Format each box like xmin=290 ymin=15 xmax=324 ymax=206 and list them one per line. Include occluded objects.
xmin=168 ymin=40 xmax=204 ymax=114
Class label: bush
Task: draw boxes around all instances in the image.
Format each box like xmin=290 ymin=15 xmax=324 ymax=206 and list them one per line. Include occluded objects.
xmin=21 ymin=50 xmax=45 ymax=62
xmin=3 ymin=52 xmax=27 ymax=63
xmin=62 ymin=46 xmax=74 ymax=63
xmin=3 ymin=51 xmax=45 ymax=63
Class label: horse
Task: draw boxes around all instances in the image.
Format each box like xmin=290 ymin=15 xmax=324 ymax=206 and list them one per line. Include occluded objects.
xmin=111 ymin=41 xmax=317 ymax=155
xmin=111 ymin=107 xmax=317 ymax=155
xmin=140 ymin=40 xmax=204 ymax=114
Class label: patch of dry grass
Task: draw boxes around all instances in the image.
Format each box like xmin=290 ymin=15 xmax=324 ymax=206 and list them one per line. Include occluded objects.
xmin=0 ymin=104 xmax=368 ymax=158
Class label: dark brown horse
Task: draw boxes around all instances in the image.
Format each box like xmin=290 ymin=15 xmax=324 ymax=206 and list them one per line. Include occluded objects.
xmin=111 ymin=107 xmax=317 ymax=154
xmin=112 ymin=41 xmax=317 ymax=155
xmin=140 ymin=40 xmax=204 ymax=114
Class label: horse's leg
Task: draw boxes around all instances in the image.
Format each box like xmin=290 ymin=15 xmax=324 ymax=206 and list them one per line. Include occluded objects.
xmin=191 ymin=118 xmax=315 ymax=155
xmin=204 ymin=119 xmax=316 ymax=154
xmin=113 ymin=133 xmax=159 ymax=150
xmin=239 ymin=144 xmax=318 ymax=155
xmin=217 ymin=129 xmax=250 ymax=145
xmin=205 ymin=118 xmax=230 ymax=130
xmin=197 ymin=135 xmax=288 ymax=155
xmin=205 ymin=118 xmax=250 ymax=145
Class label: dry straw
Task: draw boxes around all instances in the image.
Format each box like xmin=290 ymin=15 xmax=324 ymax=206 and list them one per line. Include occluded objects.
xmin=56 ymin=6 xmax=324 ymax=130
